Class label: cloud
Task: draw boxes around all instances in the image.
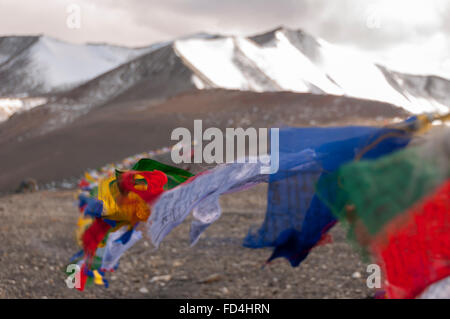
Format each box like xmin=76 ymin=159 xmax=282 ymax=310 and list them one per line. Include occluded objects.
xmin=0 ymin=0 xmax=448 ymax=52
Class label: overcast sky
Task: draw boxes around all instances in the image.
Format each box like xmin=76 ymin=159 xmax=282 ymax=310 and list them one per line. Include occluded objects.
xmin=1 ymin=0 xmax=449 ymax=75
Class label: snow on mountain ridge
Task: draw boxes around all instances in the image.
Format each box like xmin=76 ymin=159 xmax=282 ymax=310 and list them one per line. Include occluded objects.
xmin=0 ymin=36 xmax=38 ymax=66
xmin=29 ymin=36 xmax=156 ymax=91
xmin=0 ymin=35 xmax=157 ymax=97
xmin=236 ymin=33 xmax=342 ymax=94
xmin=0 ymin=35 xmax=164 ymax=121
xmin=174 ymin=27 xmax=449 ymax=114
xmin=0 ymin=97 xmax=47 ymax=122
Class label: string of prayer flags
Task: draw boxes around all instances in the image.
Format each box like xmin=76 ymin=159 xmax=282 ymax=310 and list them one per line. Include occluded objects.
xmin=70 ymin=158 xmax=193 ymax=290
xmin=148 ymin=157 xmax=270 ymax=247
xmin=371 ymin=178 xmax=450 ymax=299
xmin=244 ymin=123 xmax=413 ymax=266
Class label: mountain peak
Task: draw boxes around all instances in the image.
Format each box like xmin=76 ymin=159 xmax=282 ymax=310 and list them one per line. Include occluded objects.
xmin=0 ymin=26 xmax=449 ymax=125
xmin=248 ymin=26 xmax=313 ymax=46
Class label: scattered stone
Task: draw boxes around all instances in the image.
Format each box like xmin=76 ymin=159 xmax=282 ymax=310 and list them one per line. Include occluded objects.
xmin=352 ymin=271 xmax=362 ymax=279
xmin=139 ymin=287 xmax=149 ymax=294
xmin=150 ymin=275 xmax=172 ymax=283
xmin=199 ymin=274 xmax=222 ymax=284
xmin=220 ymin=287 xmax=229 ymax=295
xmin=0 ymin=186 xmax=378 ymax=298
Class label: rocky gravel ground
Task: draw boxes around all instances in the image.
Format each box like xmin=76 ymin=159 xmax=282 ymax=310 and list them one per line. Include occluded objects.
xmin=0 ymin=187 xmax=374 ymax=299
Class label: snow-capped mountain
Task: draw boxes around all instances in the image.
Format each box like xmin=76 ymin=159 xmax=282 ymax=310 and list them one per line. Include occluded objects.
xmin=174 ymin=27 xmax=450 ymax=114
xmin=0 ymin=27 xmax=449 ymax=129
xmin=0 ymin=35 xmax=157 ymax=96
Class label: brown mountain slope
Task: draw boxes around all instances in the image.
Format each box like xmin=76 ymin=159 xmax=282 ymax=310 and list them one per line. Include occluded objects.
xmin=0 ymin=90 xmax=409 ymax=192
